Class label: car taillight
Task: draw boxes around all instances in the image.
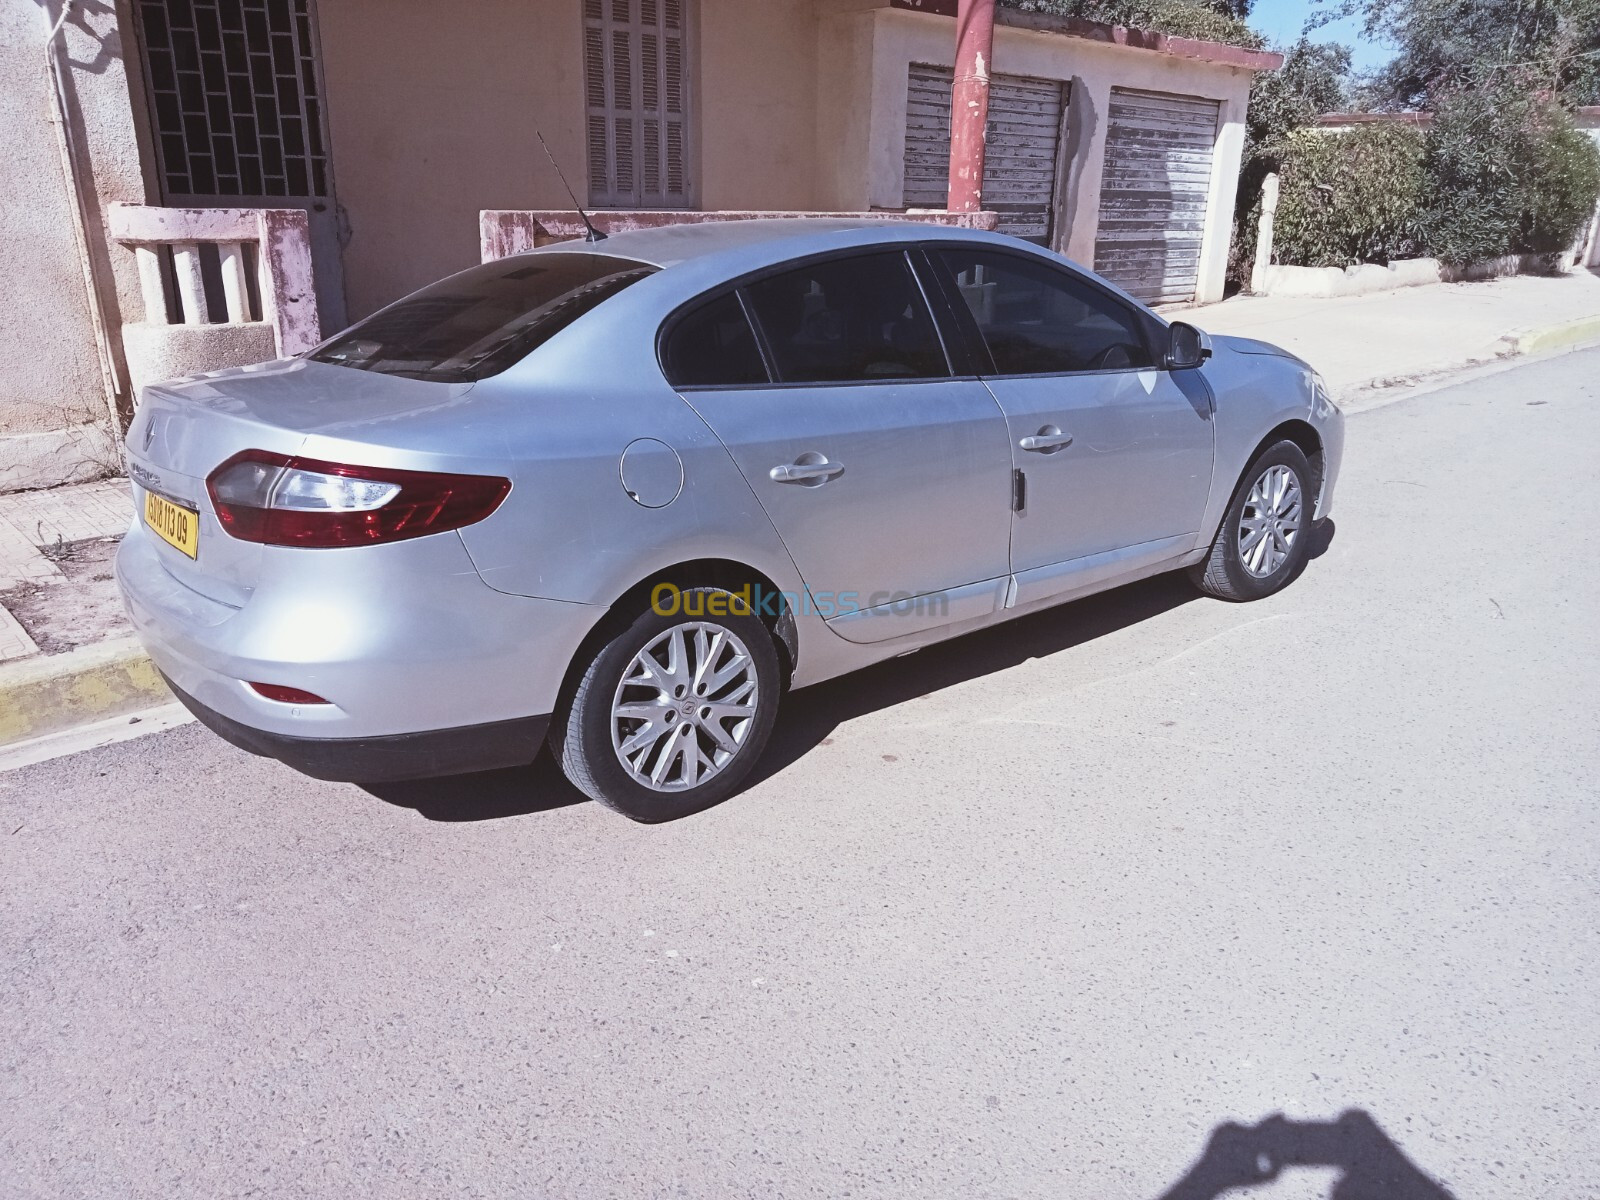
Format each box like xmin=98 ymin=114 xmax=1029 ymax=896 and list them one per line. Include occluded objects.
xmin=206 ymin=450 xmax=510 ymax=548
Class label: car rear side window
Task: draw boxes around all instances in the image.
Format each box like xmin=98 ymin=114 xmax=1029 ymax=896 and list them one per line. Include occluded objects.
xmin=742 ymin=251 xmax=950 ymax=384
xmin=310 ymin=253 xmax=656 ymax=382
xmin=662 ymin=292 xmax=770 ymax=387
xmin=934 ymin=248 xmax=1154 ymax=375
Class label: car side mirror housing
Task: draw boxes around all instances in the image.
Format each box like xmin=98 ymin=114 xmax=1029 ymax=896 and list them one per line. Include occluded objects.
xmin=1166 ymin=322 xmax=1212 ymax=370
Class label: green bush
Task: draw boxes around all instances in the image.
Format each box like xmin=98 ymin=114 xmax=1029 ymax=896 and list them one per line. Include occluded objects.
xmin=1270 ymin=125 xmax=1429 ymax=267
xmin=1521 ymin=116 xmax=1600 ymax=253
xmin=1229 ymin=38 xmax=1351 ymax=285
xmin=1422 ymin=88 xmax=1600 ymax=265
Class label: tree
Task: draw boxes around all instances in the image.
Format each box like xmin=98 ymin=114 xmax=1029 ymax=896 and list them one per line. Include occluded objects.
xmin=1248 ymin=38 xmax=1353 ymax=148
xmin=1000 ymin=0 xmax=1262 ymax=47
xmin=1313 ymin=0 xmax=1600 ymax=108
xmin=1422 ymin=81 xmax=1600 ymax=263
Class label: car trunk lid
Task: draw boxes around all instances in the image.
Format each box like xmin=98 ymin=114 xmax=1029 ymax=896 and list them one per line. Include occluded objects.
xmin=125 ymin=359 xmax=501 ymax=606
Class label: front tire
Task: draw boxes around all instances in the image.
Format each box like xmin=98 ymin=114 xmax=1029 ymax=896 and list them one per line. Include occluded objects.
xmin=552 ymin=588 xmax=782 ymax=822
xmin=1191 ymin=440 xmax=1314 ymax=602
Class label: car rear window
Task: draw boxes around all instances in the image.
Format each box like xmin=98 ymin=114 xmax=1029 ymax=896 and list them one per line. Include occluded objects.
xmin=309 ymin=252 xmax=656 ymax=382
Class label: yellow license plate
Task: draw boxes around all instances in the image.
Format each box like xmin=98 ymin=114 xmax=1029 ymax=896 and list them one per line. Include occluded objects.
xmin=144 ymin=490 xmax=199 ymax=559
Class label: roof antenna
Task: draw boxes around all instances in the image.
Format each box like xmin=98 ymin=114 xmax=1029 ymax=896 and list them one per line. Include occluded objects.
xmin=537 ymin=131 xmax=607 ymax=243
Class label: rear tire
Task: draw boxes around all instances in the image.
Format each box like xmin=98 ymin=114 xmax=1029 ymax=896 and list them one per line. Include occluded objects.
xmin=552 ymin=588 xmax=781 ymax=822
xmin=1191 ymin=440 xmax=1314 ymax=602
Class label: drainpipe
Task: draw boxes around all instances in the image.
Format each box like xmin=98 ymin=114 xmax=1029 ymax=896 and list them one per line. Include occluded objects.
xmin=44 ymin=1 xmax=129 ymax=429
xmin=946 ymin=0 xmax=995 ymax=213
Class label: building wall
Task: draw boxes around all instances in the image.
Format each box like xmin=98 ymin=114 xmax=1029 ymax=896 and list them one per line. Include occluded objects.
xmin=316 ymin=0 xmax=831 ymax=322
xmin=855 ymin=7 xmax=1255 ymax=303
xmin=699 ymin=0 xmax=822 ymax=210
xmin=0 ymin=0 xmax=1267 ymax=496
xmin=313 ymin=0 xmax=588 ymax=322
xmin=0 ymin=0 xmax=150 ymax=490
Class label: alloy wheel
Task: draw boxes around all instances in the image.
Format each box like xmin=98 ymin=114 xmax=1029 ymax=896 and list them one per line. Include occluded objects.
xmin=1237 ymin=464 xmax=1303 ymax=578
xmin=610 ymin=622 xmax=761 ymax=792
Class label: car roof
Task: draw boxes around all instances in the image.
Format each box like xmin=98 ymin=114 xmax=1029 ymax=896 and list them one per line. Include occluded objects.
xmin=499 ymin=217 xmax=1161 ymax=324
xmin=534 ymin=217 xmax=1004 ymax=269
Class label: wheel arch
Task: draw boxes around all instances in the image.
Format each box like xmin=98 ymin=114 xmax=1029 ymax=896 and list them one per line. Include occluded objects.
xmin=1252 ymin=419 xmax=1324 ymax=498
xmin=554 ymin=557 xmax=798 ymax=717
xmin=1199 ymin=416 xmax=1326 ymax=552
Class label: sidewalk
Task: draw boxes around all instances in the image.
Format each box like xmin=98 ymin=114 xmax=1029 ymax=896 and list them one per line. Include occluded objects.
xmin=0 ymin=481 xmax=171 ymax=759
xmin=0 ymin=479 xmax=132 ymax=661
xmin=1180 ymin=268 xmax=1600 ymax=402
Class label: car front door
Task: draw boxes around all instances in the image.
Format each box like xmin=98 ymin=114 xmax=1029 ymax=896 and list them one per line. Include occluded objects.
xmin=664 ymin=250 xmax=1014 ymax=643
xmin=929 ymin=246 xmax=1215 ymax=607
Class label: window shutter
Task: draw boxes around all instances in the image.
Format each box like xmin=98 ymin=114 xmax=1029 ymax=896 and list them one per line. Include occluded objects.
xmin=582 ymin=0 xmax=690 ymax=208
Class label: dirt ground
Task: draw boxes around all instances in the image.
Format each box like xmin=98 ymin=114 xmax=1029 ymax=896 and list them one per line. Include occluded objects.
xmin=0 ymin=536 xmax=130 ymax=654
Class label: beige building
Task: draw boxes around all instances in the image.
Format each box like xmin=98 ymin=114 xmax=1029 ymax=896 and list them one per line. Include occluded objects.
xmin=3 ymin=0 xmax=1278 ymax=492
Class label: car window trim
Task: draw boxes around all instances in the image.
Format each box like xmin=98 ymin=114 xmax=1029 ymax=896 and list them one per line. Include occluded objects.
xmin=923 ymin=243 xmax=1167 ymax=379
xmin=734 ymin=287 xmax=781 ymax=383
xmin=675 ymin=375 xmax=986 ymax=393
xmin=907 ymin=246 xmax=990 ymax=377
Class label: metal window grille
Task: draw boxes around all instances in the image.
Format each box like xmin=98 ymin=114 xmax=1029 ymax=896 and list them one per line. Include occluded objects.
xmin=135 ymin=0 xmax=331 ymax=200
xmin=583 ymin=0 xmax=691 ymax=208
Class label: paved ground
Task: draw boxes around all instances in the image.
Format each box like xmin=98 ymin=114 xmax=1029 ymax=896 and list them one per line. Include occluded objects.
xmin=3 ymin=349 xmax=1598 ymax=1199
xmin=0 ymin=480 xmax=133 ymax=661
xmin=1186 ymin=267 xmax=1600 ymax=399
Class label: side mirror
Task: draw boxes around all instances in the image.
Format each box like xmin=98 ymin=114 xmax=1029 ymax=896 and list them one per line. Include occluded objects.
xmin=1166 ymin=322 xmax=1212 ymax=370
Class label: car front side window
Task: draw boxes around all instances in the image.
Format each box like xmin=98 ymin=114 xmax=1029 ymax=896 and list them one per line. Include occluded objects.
xmin=933 ymin=248 xmax=1154 ymax=376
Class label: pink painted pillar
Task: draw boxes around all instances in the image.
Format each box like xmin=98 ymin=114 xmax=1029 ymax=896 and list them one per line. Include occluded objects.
xmin=257 ymin=209 xmax=322 ymax=356
xmin=946 ymin=0 xmax=995 ymax=213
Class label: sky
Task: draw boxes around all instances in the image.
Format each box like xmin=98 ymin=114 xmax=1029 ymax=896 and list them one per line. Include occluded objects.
xmin=1248 ymin=0 xmax=1397 ymax=72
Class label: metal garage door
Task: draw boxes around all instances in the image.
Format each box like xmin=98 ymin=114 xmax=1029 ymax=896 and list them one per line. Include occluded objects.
xmin=1093 ymin=89 xmax=1220 ymax=305
xmin=903 ymin=64 xmax=1066 ymax=245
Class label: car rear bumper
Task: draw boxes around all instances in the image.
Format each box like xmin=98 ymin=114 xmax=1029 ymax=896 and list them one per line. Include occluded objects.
xmin=116 ymin=522 xmax=602 ymax=769
xmin=164 ymin=675 xmax=551 ymax=781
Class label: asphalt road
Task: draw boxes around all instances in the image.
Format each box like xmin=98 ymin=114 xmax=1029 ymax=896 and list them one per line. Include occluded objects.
xmin=4 ymin=349 xmax=1598 ymax=1200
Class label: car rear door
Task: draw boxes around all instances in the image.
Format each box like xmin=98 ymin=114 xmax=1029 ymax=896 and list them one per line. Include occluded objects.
xmin=928 ymin=246 xmax=1214 ymax=607
xmin=666 ymin=249 xmax=1014 ymax=644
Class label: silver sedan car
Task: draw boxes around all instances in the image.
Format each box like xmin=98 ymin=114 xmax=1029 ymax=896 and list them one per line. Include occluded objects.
xmin=118 ymin=219 xmax=1344 ymax=822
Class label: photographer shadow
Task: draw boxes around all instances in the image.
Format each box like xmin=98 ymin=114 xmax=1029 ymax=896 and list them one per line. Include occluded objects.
xmin=1159 ymin=1110 xmax=1456 ymax=1200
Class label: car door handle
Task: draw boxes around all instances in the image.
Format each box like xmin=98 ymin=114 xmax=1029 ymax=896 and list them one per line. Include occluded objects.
xmin=1019 ymin=430 xmax=1073 ymax=452
xmin=770 ymin=458 xmax=845 ymax=484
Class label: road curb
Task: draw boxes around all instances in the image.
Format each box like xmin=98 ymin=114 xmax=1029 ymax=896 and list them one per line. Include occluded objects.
xmin=1506 ymin=314 xmax=1600 ymax=356
xmin=1339 ymin=312 xmax=1600 ymax=411
xmin=0 ymin=636 xmax=170 ymax=749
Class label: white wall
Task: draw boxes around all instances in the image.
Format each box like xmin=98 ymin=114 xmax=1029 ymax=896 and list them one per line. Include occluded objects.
xmin=854 ymin=7 xmax=1256 ymax=304
xmin=1582 ymin=125 xmax=1600 ymax=270
xmin=0 ymin=0 xmax=150 ymax=488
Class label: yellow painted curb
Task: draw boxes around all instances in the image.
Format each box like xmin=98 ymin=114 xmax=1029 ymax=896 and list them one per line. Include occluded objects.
xmin=0 ymin=637 xmax=170 ymax=747
xmin=1511 ymin=315 xmax=1600 ymax=356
